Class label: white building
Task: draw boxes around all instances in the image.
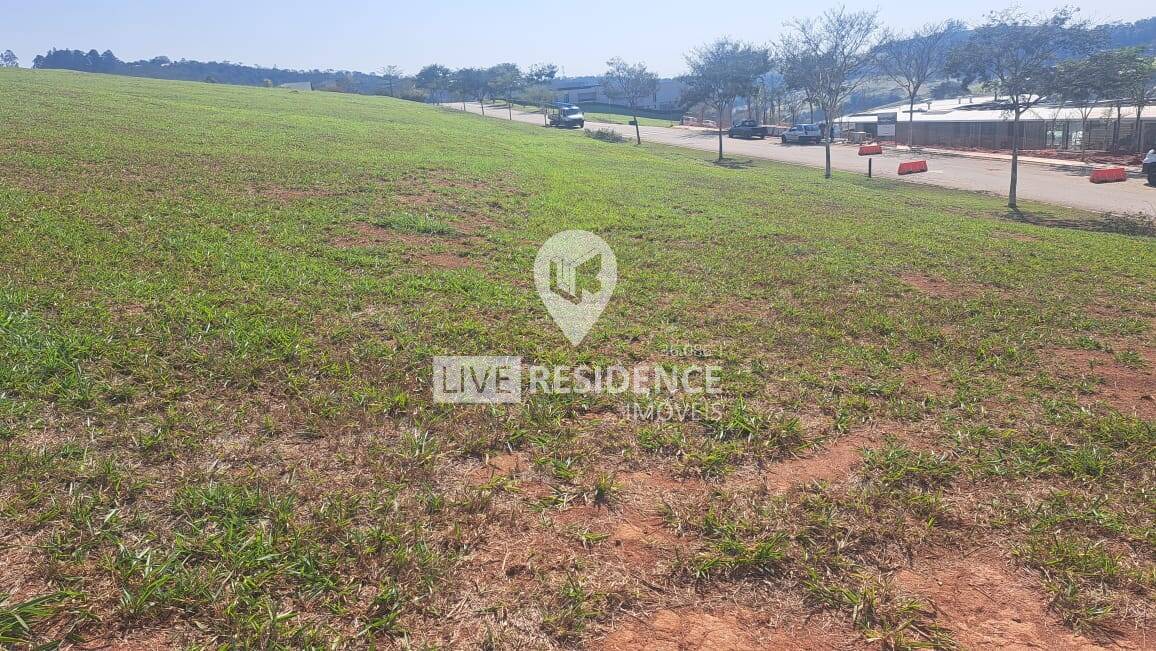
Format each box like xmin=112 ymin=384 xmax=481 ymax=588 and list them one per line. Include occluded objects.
xmin=843 ymin=96 xmax=1156 ymax=152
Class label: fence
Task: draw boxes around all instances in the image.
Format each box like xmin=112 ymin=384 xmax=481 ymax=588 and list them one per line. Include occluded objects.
xmin=891 ymin=119 xmax=1154 ymax=152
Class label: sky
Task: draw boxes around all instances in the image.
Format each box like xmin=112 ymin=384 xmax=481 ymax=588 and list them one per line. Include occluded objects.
xmin=3 ymin=1 xmax=1152 ymax=77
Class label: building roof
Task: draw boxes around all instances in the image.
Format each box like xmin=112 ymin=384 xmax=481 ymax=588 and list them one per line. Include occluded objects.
xmin=845 ymin=96 xmax=1156 ymax=124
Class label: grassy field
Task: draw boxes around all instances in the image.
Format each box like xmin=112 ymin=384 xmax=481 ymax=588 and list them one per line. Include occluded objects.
xmin=0 ymin=69 xmax=1153 ymax=650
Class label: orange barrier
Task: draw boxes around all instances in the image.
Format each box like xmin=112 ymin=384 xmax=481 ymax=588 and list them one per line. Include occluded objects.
xmin=858 ymin=144 xmax=882 ymax=156
xmin=898 ymin=160 xmax=928 ymax=175
xmin=1089 ymin=167 xmax=1127 ymax=183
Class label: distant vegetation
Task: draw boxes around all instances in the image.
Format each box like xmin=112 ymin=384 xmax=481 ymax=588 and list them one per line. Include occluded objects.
xmin=30 ymin=48 xmax=403 ymax=96
xmin=24 ymin=16 xmax=1154 ymax=97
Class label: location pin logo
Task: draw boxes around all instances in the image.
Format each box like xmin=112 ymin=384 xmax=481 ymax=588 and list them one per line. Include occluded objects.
xmin=534 ymin=230 xmax=617 ymax=346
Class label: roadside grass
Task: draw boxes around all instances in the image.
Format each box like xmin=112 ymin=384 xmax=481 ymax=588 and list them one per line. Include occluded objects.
xmin=580 ymin=112 xmax=675 ymax=128
xmin=501 ymin=100 xmax=675 ymax=127
xmin=0 ymin=69 xmax=1153 ymax=648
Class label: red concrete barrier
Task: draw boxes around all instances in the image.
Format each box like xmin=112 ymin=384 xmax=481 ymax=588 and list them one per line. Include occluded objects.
xmin=898 ymin=160 xmax=928 ymax=175
xmin=1089 ymin=167 xmax=1127 ymax=183
xmin=858 ymin=144 xmax=882 ymax=156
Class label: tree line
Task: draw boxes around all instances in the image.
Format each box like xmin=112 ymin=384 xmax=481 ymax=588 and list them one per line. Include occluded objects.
xmin=27 ymin=48 xmax=406 ymax=95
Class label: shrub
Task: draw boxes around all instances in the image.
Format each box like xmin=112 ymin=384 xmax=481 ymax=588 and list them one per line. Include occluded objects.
xmin=583 ymin=128 xmax=625 ymax=143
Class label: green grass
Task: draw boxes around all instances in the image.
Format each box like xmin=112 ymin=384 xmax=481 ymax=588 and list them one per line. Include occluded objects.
xmin=0 ymin=69 xmax=1153 ymax=649
xmin=580 ymin=111 xmax=675 ymax=127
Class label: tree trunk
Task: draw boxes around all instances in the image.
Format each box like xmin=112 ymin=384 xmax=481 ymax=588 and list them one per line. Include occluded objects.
xmin=1134 ymin=105 xmax=1145 ymax=153
xmin=1112 ymin=103 xmax=1121 ymax=151
xmin=633 ymin=114 xmax=641 ymax=145
xmin=718 ymin=123 xmax=724 ymax=161
xmin=1080 ymin=116 xmax=1088 ymax=161
xmin=823 ymin=121 xmax=832 ymax=179
xmin=1009 ymin=112 xmax=1021 ymax=209
xmin=480 ymin=100 xmax=485 ymax=116
xmin=908 ymin=96 xmax=915 ymax=148
xmin=508 ymin=98 xmax=513 ymax=120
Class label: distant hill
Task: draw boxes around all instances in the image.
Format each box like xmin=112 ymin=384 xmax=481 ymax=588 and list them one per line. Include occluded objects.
xmin=30 ymin=48 xmax=401 ymax=96
xmin=1100 ymin=16 xmax=1156 ymax=51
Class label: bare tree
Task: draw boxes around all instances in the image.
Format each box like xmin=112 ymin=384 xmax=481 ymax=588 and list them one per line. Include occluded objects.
xmin=602 ymin=58 xmax=659 ymax=144
xmin=378 ymin=65 xmax=403 ymax=97
xmin=875 ymin=20 xmax=963 ymax=148
xmin=681 ymin=38 xmax=772 ymax=161
xmin=1055 ymin=53 xmax=1115 ymax=159
xmin=522 ymin=84 xmax=557 ymax=126
xmin=779 ymin=7 xmax=882 ymax=178
xmin=782 ymin=89 xmax=806 ymax=125
xmin=1115 ymin=50 xmax=1156 ymax=154
xmin=949 ymin=8 xmax=1096 ymax=208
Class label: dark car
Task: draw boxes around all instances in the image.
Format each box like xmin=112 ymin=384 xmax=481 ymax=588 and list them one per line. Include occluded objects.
xmin=547 ymin=102 xmax=585 ymax=129
xmin=728 ymin=119 xmax=770 ymax=139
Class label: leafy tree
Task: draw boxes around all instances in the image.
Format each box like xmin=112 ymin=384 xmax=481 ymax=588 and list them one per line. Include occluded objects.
xmin=948 ymin=7 xmax=1096 ymax=208
xmin=453 ymin=67 xmax=492 ymax=115
xmin=0 ymin=50 xmax=18 ymax=68
xmin=779 ymin=7 xmax=882 ymax=178
xmin=875 ymin=20 xmax=963 ymax=148
xmin=414 ymin=64 xmax=452 ymax=103
xmin=526 ymin=63 xmax=558 ymax=85
xmin=487 ymin=63 xmax=522 ymax=119
xmin=601 ymin=58 xmax=658 ymax=144
xmin=681 ymin=38 xmax=772 ymax=161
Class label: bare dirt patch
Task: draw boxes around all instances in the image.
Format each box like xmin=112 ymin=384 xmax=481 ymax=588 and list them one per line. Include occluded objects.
xmin=596 ymin=606 xmax=857 ymax=651
xmin=330 ymin=221 xmax=482 ymax=269
xmin=901 ymin=273 xmax=984 ymax=300
xmin=895 ymin=547 xmax=1142 ymax=650
xmin=992 ymin=230 xmax=1042 ymax=243
xmin=387 ymin=169 xmax=514 ymax=233
xmin=903 ymin=369 xmax=951 ymax=397
xmin=759 ymin=422 xmax=915 ymax=493
xmin=1051 ymin=348 xmax=1156 ymax=420
xmin=247 ymin=184 xmax=344 ymax=201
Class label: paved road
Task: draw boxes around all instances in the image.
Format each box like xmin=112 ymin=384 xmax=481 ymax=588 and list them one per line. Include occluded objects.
xmin=449 ymin=103 xmax=1156 ymax=217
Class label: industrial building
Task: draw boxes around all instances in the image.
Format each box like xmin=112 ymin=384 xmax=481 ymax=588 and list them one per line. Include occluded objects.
xmin=843 ymin=96 xmax=1156 ymax=153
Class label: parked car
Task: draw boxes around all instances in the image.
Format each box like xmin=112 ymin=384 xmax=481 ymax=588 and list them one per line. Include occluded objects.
xmin=780 ymin=124 xmax=823 ymax=144
xmin=546 ymin=102 xmax=585 ymax=129
xmin=728 ymin=119 xmax=770 ymax=139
